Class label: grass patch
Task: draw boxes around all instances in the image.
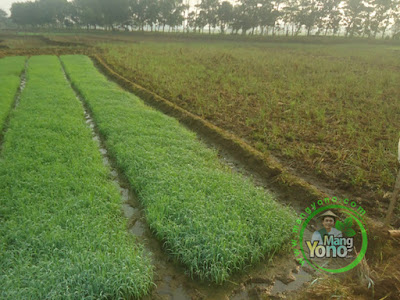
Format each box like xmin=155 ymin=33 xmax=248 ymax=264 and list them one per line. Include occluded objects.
xmin=0 ymin=55 xmax=153 ymax=299
xmin=0 ymin=56 xmax=25 ymax=133
xmin=61 ymin=55 xmax=296 ymax=284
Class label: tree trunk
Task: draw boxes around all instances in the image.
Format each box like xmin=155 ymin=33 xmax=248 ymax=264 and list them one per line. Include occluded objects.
xmin=385 ymin=168 xmax=400 ymax=226
xmin=295 ymin=26 xmax=301 ymax=36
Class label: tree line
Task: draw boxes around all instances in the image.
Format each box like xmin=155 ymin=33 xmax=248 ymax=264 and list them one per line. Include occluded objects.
xmin=4 ymin=0 xmax=400 ymax=38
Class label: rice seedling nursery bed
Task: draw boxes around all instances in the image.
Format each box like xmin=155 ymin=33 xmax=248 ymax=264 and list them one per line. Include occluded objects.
xmin=0 ymin=56 xmax=26 ymax=133
xmin=99 ymin=42 xmax=400 ymax=212
xmin=0 ymin=56 xmax=153 ymax=299
xmin=60 ymin=54 xmax=295 ymax=284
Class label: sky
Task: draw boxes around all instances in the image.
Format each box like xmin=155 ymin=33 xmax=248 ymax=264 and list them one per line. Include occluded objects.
xmin=0 ymin=0 xmax=19 ymax=15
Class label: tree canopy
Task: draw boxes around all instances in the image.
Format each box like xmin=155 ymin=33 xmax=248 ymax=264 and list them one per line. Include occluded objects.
xmin=6 ymin=0 xmax=400 ymax=38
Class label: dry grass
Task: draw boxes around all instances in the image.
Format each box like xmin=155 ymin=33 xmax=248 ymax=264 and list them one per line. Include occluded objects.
xmin=99 ymin=41 xmax=400 ymax=215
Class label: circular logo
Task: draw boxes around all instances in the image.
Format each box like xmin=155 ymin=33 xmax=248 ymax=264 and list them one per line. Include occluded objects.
xmin=294 ymin=200 xmax=368 ymax=273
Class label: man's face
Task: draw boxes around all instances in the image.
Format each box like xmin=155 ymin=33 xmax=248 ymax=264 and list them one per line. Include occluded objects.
xmin=322 ymin=217 xmax=335 ymax=230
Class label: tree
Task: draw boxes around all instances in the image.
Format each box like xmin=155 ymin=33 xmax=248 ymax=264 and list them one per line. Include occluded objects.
xmin=343 ymin=0 xmax=367 ymax=37
xmin=392 ymin=17 xmax=400 ymax=39
xmin=270 ymin=0 xmax=284 ymax=35
xmin=235 ymin=0 xmax=259 ymax=35
xmin=195 ymin=10 xmax=208 ymax=33
xmin=11 ymin=2 xmax=42 ymax=27
xmin=167 ymin=0 xmax=187 ymax=31
xmin=159 ymin=0 xmax=174 ymax=31
xmin=144 ymin=0 xmax=159 ymax=31
xmin=322 ymin=0 xmax=342 ymax=35
xmin=0 ymin=9 xmax=8 ymax=28
xmin=296 ymin=0 xmax=322 ymax=36
xmin=159 ymin=0 xmax=186 ymax=32
xmin=217 ymin=1 xmax=233 ymax=34
xmin=187 ymin=11 xmax=197 ymax=32
xmin=362 ymin=4 xmax=374 ymax=37
xmin=198 ymin=0 xmax=219 ymax=34
xmin=282 ymin=0 xmax=301 ymax=36
xmin=129 ymin=0 xmax=148 ymax=30
xmin=99 ymin=0 xmax=130 ymax=30
xmin=74 ymin=0 xmax=104 ymax=29
xmin=0 ymin=9 xmax=7 ymax=19
xmin=38 ymin=0 xmax=70 ymax=27
xmin=231 ymin=5 xmax=244 ymax=34
xmin=371 ymin=0 xmax=398 ymax=38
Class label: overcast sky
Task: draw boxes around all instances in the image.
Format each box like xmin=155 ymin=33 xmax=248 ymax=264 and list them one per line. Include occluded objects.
xmin=0 ymin=0 xmax=18 ymax=15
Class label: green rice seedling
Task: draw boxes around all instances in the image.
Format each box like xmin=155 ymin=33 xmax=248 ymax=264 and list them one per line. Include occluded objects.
xmin=0 ymin=56 xmax=153 ymax=299
xmin=61 ymin=55 xmax=296 ymax=284
xmin=0 ymin=56 xmax=26 ymax=133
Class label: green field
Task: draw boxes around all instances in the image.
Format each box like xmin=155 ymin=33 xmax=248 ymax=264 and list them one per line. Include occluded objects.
xmin=0 ymin=56 xmax=153 ymax=299
xmin=0 ymin=54 xmax=296 ymax=298
xmin=100 ymin=42 xmax=400 ymax=203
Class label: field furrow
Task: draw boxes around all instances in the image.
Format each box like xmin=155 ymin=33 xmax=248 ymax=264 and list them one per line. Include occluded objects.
xmin=0 ymin=56 xmax=153 ymax=299
xmin=0 ymin=56 xmax=26 ymax=133
xmin=61 ymin=55 xmax=296 ymax=284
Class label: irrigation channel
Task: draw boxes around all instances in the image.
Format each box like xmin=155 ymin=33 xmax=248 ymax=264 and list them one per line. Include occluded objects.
xmin=58 ymin=56 xmax=316 ymax=300
xmin=0 ymin=59 xmax=27 ymax=152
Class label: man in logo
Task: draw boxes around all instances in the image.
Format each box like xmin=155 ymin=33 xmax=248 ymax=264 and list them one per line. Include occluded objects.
xmin=311 ymin=210 xmax=342 ymax=245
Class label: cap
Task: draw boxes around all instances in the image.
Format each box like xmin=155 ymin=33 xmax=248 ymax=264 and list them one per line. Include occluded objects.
xmin=318 ymin=210 xmax=339 ymax=219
